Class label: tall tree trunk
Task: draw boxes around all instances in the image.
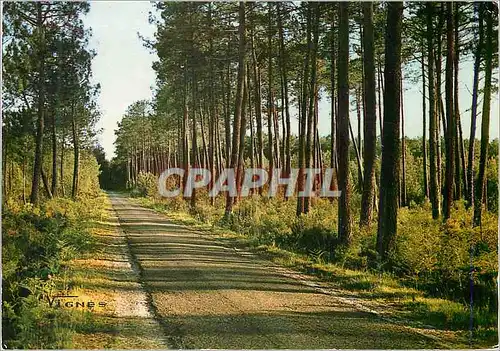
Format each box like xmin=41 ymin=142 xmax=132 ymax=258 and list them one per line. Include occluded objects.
xmin=60 ymin=126 xmax=65 ymax=197
xmin=377 ymin=62 xmax=384 ymax=138
xmin=236 ymin=69 xmax=249 ymax=203
xmin=443 ymin=2 xmax=455 ymax=220
xmin=224 ymin=64 xmax=232 ymax=168
xmin=427 ymin=3 xmax=441 ymax=219
xmin=183 ymin=70 xmax=190 ymax=190
xmin=377 ymin=1 xmax=403 ymax=260
xmin=30 ymin=3 xmax=45 ymax=205
xmin=2 ymin=135 xmax=6 ymax=202
xmin=2 ymin=138 xmax=7 ymax=202
xmin=200 ymin=108 xmax=209 ymax=170
xmin=349 ymin=120 xmax=363 ymax=186
xmin=280 ymin=77 xmax=286 ymax=170
xmin=251 ymin=18 xmax=263 ymax=172
xmin=51 ymin=109 xmax=58 ymax=197
xmin=436 ymin=4 xmax=444 ymax=193
xmin=248 ymin=65 xmax=256 ymax=177
xmin=22 ymin=157 xmax=27 ymax=204
xmin=71 ymin=106 xmax=79 ymax=199
xmin=400 ymin=77 xmax=407 ymax=207
xmin=330 ymin=12 xmax=337 ymax=179
xmin=191 ymin=76 xmax=199 ymax=208
xmin=355 ymin=87 xmax=363 ymax=191
xmin=208 ymin=6 xmax=216 ymax=204
xmin=41 ymin=168 xmax=52 ymax=199
xmin=225 ymin=2 xmax=246 ymax=216
xmin=453 ymin=2 xmax=463 ymax=200
xmin=278 ymin=4 xmax=291 ymax=178
xmin=297 ymin=4 xmax=312 ymax=216
xmin=337 ymin=2 xmax=351 ymax=246
xmin=273 ymin=95 xmax=281 ymax=169
xmin=267 ymin=3 xmax=274 ymax=182
xmin=304 ymin=2 xmax=319 ymax=214
xmin=473 ymin=4 xmax=492 ymax=227
xmin=360 ymin=2 xmax=376 ymax=226
xmin=467 ymin=3 xmax=483 ymax=209
xmin=421 ymin=42 xmax=429 ymax=199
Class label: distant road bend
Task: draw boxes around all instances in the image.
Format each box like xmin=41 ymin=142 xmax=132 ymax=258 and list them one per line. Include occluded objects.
xmin=109 ymin=193 xmax=442 ymax=349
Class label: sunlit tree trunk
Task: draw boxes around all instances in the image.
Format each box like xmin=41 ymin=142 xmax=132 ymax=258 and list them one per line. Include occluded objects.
xmin=71 ymin=105 xmax=79 ymax=199
xmin=225 ymin=2 xmax=246 ymax=216
xmin=304 ymin=2 xmax=319 ymax=214
xmin=467 ymin=3 xmax=483 ymax=209
xmin=337 ymin=2 xmax=352 ymax=246
xmin=360 ymin=2 xmax=376 ymax=226
xmin=473 ymin=4 xmax=493 ymax=227
xmin=421 ymin=42 xmax=429 ymax=199
xmin=297 ymin=4 xmax=311 ymax=216
xmin=427 ymin=3 xmax=440 ymax=219
xmin=30 ymin=3 xmax=46 ymax=205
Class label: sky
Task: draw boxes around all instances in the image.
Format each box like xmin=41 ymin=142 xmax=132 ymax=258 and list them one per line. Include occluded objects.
xmin=84 ymin=2 xmax=499 ymax=161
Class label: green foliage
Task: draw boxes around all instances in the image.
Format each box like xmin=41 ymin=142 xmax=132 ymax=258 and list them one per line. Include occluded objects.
xmin=132 ymin=172 xmax=158 ymax=198
xmin=139 ymin=188 xmax=497 ymax=335
xmin=3 ymin=149 xmax=101 ymax=204
xmin=2 ymin=197 xmax=103 ymax=349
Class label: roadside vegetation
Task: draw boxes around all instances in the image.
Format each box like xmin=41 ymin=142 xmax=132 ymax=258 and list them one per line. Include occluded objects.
xmin=112 ymin=2 xmax=498 ymax=347
xmin=133 ymin=175 xmax=498 ymax=347
xmin=2 ymin=1 xmax=498 ymax=349
xmin=2 ymin=181 xmax=104 ymax=348
xmin=1 ymin=4 xmax=124 ymax=348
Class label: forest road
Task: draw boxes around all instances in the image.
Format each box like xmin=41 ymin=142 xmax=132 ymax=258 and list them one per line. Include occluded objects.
xmin=109 ymin=193 xmax=441 ymax=349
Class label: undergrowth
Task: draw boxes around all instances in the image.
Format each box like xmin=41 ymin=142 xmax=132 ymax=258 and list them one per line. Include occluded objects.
xmin=135 ymin=189 xmax=498 ymax=347
xmin=2 ymin=194 xmax=107 ymax=349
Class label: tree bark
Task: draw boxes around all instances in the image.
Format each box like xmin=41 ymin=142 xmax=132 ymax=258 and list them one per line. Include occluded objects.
xmin=330 ymin=12 xmax=337 ymax=180
xmin=443 ymin=2 xmax=455 ymax=220
xmin=421 ymin=42 xmax=429 ymax=199
xmin=71 ymin=106 xmax=79 ymax=199
xmin=267 ymin=3 xmax=275 ymax=182
xmin=360 ymin=2 xmax=376 ymax=226
xmin=473 ymin=4 xmax=493 ymax=227
xmin=427 ymin=3 xmax=441 ymax=219
xmin=377 ymin=2 xmax=403 ymax=260
xmin=304 ymin=2 xmax=319 ymax=213
xmin=191 ymin=74 xmax=199 ymax=208
xmin=182 ymin=69 xmax=190 ymax=191
xmin=236 ymin=69 xmax=249 ymax=203
xmin=453 ymin=3 xmax=464 ymax=200
xmin=30 ymin=3 xmax=46 ymax=205
xmin=337 ymin=2 xmax=351 ymax=246
xmin=277 ymin=4 xmax=291 ymax=178
xmin=400 ymin=76 xmax=407 ymax=207
xmin=467 ymin=3 xmax=483 ymax=209
xmin=225 ymin=2 xmax=246 ymax=216
xmin=51 ymin=108 xmax=58 ymax=197
xmin=251 ymin=17 xmax=263 ymax=172
xmin=60 ymin=125 xmax=65 ymax=196
xmin=436 ymin=4 xmax=445 ymax=192
xmin=297 ymin=4 xmax=312 ymax=216
xmin=224 ymin=63 xmax=232 ymax=168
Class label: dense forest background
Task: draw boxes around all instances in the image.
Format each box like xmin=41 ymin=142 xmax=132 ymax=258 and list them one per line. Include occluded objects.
xmin=107 ymin=2 xmax=499 ymax=342
xmin=2 ymin=3 xmax=108 ymax=347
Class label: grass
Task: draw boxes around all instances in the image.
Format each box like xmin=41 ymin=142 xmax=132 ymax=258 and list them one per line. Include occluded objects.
xmin=134 ymin=195 xmax=498 ymax=349
xmin=2 ymin=192 xmax=167 ymax=349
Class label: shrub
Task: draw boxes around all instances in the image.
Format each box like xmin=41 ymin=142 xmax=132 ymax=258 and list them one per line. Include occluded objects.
xmin=134 ymin=172 xmax=158 ymax=197
xmin=2 ymin=198 xmax=99 ymax=348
